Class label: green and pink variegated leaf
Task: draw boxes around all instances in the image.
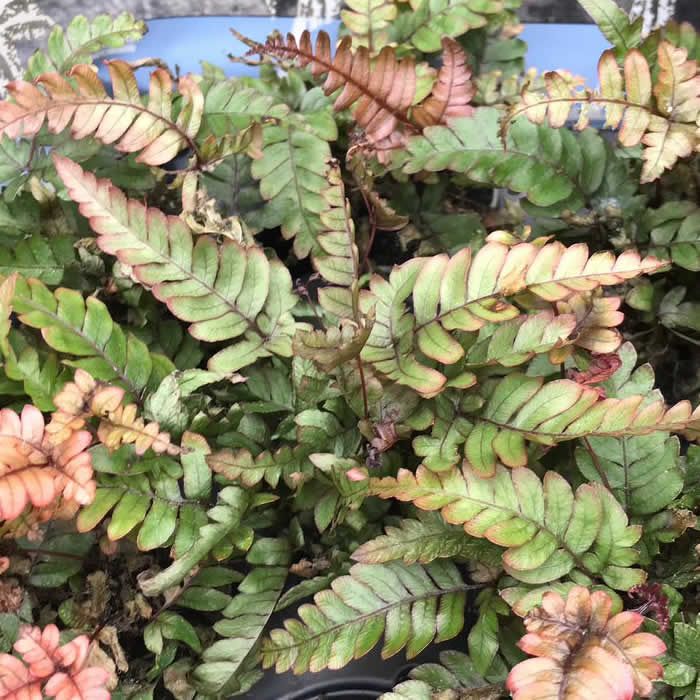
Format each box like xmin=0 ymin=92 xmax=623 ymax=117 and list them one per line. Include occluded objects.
xmin=507 ymin=587 xmax=666 ymax=700
xmin=465 ymin=373 xmax=700 ymax=476
xmin=0 ymin=61 xmax=203 ymax=166
xmin=359 ymin=235 xmax=664 ymax=397
xmin=463 ymin=310 xmax=576 ymax=368
xmin=367 ymin=465 xmax=646 ymax=588
xmin=261 ymin=560 xmax=472 ymax=674
xmin=506 ymin=40 xmax=700 ymax=182
xmin=54 ymin=156 xmax=302 ymax=373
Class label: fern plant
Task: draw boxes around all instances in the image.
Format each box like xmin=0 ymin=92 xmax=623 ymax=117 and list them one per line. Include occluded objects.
xmin=0 ymin=2 xmax=697 ymax=699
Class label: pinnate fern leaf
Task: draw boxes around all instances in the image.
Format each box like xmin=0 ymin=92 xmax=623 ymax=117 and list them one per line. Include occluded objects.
xmin=644 ymin=201 xmax=700 ymax=271
xmin=575 ymin=343 xmax=684 ymax=516
xmin=392 ymin=0 xmax=504 ymax=53
xmin=352 ymin=512 xmax=503 ymax=566
xmin=255 ymin=30 xmax=417 ymax=146
xmin=359 ymin=237 xmax=663 ymax=397
xmin=463 ymin=310 xmax=577 ymax=368
xmin=47 ymin=369 xmax=177 ymax=455
xmin=262 ymin=560 xmax=471 ymax=673
xmin=250 ymin=106 xmax=336 ymax=260
xmin=507 ymin=586 xmax=666 ymax=699
xmin=0 ymin=405 xmax=95 ymax=521
xmin=341 ymin=0 xmax=397 ymax=53
xmin=4 ymin=624 xmax=110 ymax=700
xmin=507 ymin=40 xmax=700 ymax=182
xmin=396 ymin=108 xmax=611 ymax=211
xmin=367 ymin=465 xmax=646 ymax=588
xmin=8 ymin=274 xmax=173 ymax=395
xmin=412 ymin=38 xmax=474 ymax=128
xmin=194 ymin=567 xmax=287 ymax=695
xmin=54 ymin=156 xmax=301 ymax=373
xmin=26 ymin=12 xmax=147 ymax=79
xmin=465 ymin=372 xmax=700 ymax=476
xmin=0 ymin=60 xmax=202 ymax=166
xmin=208 ymin=445 xmax=308 ymax=488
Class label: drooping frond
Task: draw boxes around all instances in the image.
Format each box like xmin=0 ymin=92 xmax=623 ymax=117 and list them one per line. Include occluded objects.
xmin=504 ymin=40 xmax=700 ymax=182
xmin=367 ymin=465 xmax=646 ymax=589
xmin=358 ymin=236 xmax=664 ymax=397
xmin=507 ymin=587 xmax=666 ymax=700
xmin=253 ymin=30 xmax=417 ymax=147
xmin=53 ymin=156 xmax=302 ymax=373
xmin=0 ymin=60 xmax=203 ymax=166
xmin=261 ymin=560 xmax=471 ymax=673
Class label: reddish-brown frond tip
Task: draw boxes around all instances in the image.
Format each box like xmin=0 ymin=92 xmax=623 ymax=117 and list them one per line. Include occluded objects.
xmin=507 ymin=586 xmax=666 ymax=700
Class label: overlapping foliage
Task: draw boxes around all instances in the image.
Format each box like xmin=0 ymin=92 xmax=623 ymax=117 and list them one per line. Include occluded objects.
xmin=0 ymin=2 xmax=697 ymax=700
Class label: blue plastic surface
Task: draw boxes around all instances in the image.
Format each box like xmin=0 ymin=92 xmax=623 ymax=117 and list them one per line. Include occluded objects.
xmin=99 ymin=16 xmax=611 ymax=88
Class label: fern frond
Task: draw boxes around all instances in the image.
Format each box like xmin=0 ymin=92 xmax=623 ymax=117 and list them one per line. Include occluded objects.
xmin=78 ymin=433 xmax=213 ymax=551
xmin=507 ymin=587 xmax=665 ymax=699
xmin=262 ymin=560 xmax=472 ymax=673
xmin=0 ymin=234 xmax=75 ymax=286
xmin=463 ymin=310 xmax=577 ymax=368
xmin=397 ymin=108 xmax=611 ymax=212
xmin=575 ymin=343 xmax=684 ymax=516
xmin=251 ymin=108 xmax=336 ymax=259
xmin=46 ymin=369 xmax=176 ymax=455
xmin=9 ymin=624 xmax=110 ymax=700
xmin=412 ymin=37 xmax=474 ymax=128
xmin=352 ymin=512 xmax=504 ymax=566
xmin=341 ymin=0 xmax=397 ymax=53
xmin=0 ymin=405 xmax=95 ymax=521
xmin=26 ymin=12 xmax=147 ymax=79
xmin=391 ymin=0 xmax=504 ymax=53
xmin=464 ymin=372 xmax=700 ymax=476
xmin=53 ymin=156 xmax=302 ymax=373
xmin=644 ymin=201 xmax=700 ymax=271
xmin=0 ymin=60 xmax=203 ymax=166
xmin=194 ymin=567 xmax=287 ymax=695
xmin=8 ymin=275 xmax=173 ymax=395
xmin=359 ymin=237 xmax=663 ymax=397
xmin=313 ymin=166 xmax=361 ymax=291
xmin=505 ymin=41 xmax=700 ymax=182
xmin=208 ymin=445 xmax=308 ymax=488
xmin=367 ymin=465 xmax=646 ymax=588
xmin=254 ymin=30 xmax=417 ymax=146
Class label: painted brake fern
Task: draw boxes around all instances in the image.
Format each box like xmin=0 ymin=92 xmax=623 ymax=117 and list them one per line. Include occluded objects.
xmin=505 ymin=39 xmax=700 ymax=182
xmin=359 ymin=235 xmax=663 ymax=396
xmin=53 ymin=155 xmax=302 ymax=373
xmin=261 ymin=560 xmax=473 ymax=673
xmin=0 ymin=60 xmax=203 ymax=166
xmin=367 ymin=465 xmax=646 ymax=589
